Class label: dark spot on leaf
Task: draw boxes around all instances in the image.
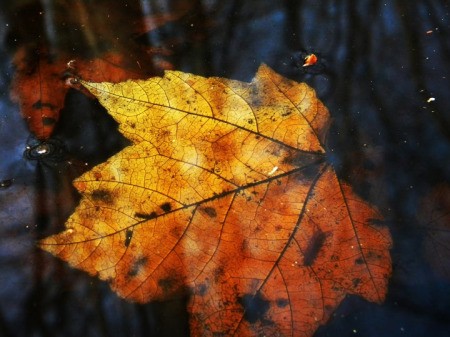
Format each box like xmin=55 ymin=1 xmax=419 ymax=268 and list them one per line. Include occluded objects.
xmin=276 ymin=298 xmax=289 ymax=308
xmin=249 ymin=87 xmax=262 ymax=107
xmin=368 ymin=218 xmax=384 ymax=226
xmin=127 ymin=257 xmax=148 ymax=277
xmin=283 ymin=150 xmax=324 ymax=170
xmin=158 ymin=277 xmax=176 ymax=294
xmin=32 ymin=100 xmax=55 ymax=110
xmin=42 ymin=117 xmax=56 ymax=125
xmin=355 ymin=257 xmax=364 ymax=265
xmin=303 ymin=230 xmax=327 ymax=266
xmin=170 ymin=225 xmax=183 ymax=238
xmin=238 ymin=292 xmax=270 ymax=323
xmin=241 ymin=239 xmax=249 ymax=254
xmin=91 ymin=189 xmax=113 ymax=204
xmin=297 ymin=163 xmax=325 ymax=182
xmin=135 ymin=211 xmax=157 ymax=220
xmin=352 ymin=278 xmax=361 ymax=288
xmin=213 ymin=266 xmax=224 ymax=282
xmin=195 ymin=283 xmax=208 ymax=296
xmin=160 ymin=202 xmax=172 ymax=212
xmin=281 ymin=108 xmax=293 ymax=117
xmin=247 ymin=119 xmax=254 ymax=124
xmin=200 ymin=206 xmax=217 ymax=218
xmin=124 ymin=229 xmax=133 ymax=247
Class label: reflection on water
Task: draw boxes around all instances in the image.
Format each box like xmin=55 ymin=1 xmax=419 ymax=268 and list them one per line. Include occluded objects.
xmin=0 ymin=1 xmax=449 ymax=336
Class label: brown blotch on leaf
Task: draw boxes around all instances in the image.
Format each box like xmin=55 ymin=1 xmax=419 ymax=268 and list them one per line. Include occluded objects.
xmin=213 ymin=266 xmax=224 ymax=282
xmin=281 ymin=107 xmax=294 ymax=117
xmin=276 ymin=298 xmax=289 ymax=308
xmin=135 ymin=211 xmax=158 ymax=220
xmin=200 ymin=206 xmax=217 ymax=218
xmin=170 ymin=225 xmax=184 ymax=238
xmin=127 ymin=256 xmax=148 ymax=278
xmin=195 ymin=283 xmax=208 ymax=296
xmin=238 ymin=292 xmax=271 ymax=324
xmin=31 ymin=100 xmax=56 ymax=110
xmin=91 ymin=189 xmax=114 ymax=204
xmin=355 ymin=257 xmax=364 ymax=265
xmin=303 ymin=230 xmax=327 ymax=266
xmin=42 ymin=117 xmax=57 ymax=126
xmin=283 ymin=152 xmax=324 ymax=176
xmin=160 ymin=202 xmax=172 ymax=212
xmin=352 ymin=278 xmax=361 ymax=288
xmin=158 ymin=277 xmax=176 ymax=294
xmin=124 ymin=229 xmax=133 ymax=247
xmin=241 ymin=239 xmax=249 ymax=254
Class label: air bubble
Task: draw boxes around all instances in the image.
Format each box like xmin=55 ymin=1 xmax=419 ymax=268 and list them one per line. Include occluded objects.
xmin=24 ymin=139 xmax=66 ymax=163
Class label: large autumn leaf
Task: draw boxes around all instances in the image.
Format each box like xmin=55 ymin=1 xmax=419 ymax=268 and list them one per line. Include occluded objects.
xmin=40 ymin=65 xmax=392 ymax=336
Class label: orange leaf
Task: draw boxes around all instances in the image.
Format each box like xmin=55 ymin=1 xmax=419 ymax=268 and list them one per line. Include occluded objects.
xmin=10 ymin=48 xmax=158 ymax=139
xmin=40 ymin=65 xmax=391 ymax=336
xmin=303 ymin=53 xmax=318 ymax=67
xmin=10 ymin=47 xmax=68 ymax=140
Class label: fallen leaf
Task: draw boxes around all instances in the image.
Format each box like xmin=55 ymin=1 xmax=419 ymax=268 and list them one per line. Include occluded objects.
xmin=40 ymin=65 xmax=392 ymax=336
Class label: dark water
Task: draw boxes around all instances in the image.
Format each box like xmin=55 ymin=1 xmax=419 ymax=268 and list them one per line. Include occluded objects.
xmin=0 ymin=1 xmax=449 ymax=336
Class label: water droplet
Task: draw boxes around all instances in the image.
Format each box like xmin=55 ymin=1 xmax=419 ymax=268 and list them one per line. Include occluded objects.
xmin=25 ymin=142 xmax=53 ymax=159
xmin=35 ymin=144 xmax=50 ymax=155
xmin=24 ymin=139 xmax=65 ymax=163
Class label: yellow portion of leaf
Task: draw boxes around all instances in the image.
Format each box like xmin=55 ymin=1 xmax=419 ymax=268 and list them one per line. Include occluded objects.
xmin=83 ymin=64 xmax=328 ymax=152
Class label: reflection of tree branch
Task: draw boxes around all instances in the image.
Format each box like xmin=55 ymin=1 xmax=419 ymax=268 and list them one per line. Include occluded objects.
xmin=365 ymin=1 xmax=396 ymax=144
xmin=332 ymin=0 xmax=359 ymax=176
xmin=218 ymin=0 xmax=242 ymax=73
xmin=283 ymin=0 xmax=302 ymax=50
xmin=24 ymin=249 xmax=50 ymax=336
xmin=186 ymin=0 xmax=213 ymax=75
xmin=0 ymin=308 xmax=13 ymax=337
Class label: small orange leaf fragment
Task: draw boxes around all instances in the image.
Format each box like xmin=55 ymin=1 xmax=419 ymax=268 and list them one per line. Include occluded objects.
xmin=40 ymin=65 xmax=391 ymax=337
xmin=303 ymin=53 xmax=318 ymax=67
